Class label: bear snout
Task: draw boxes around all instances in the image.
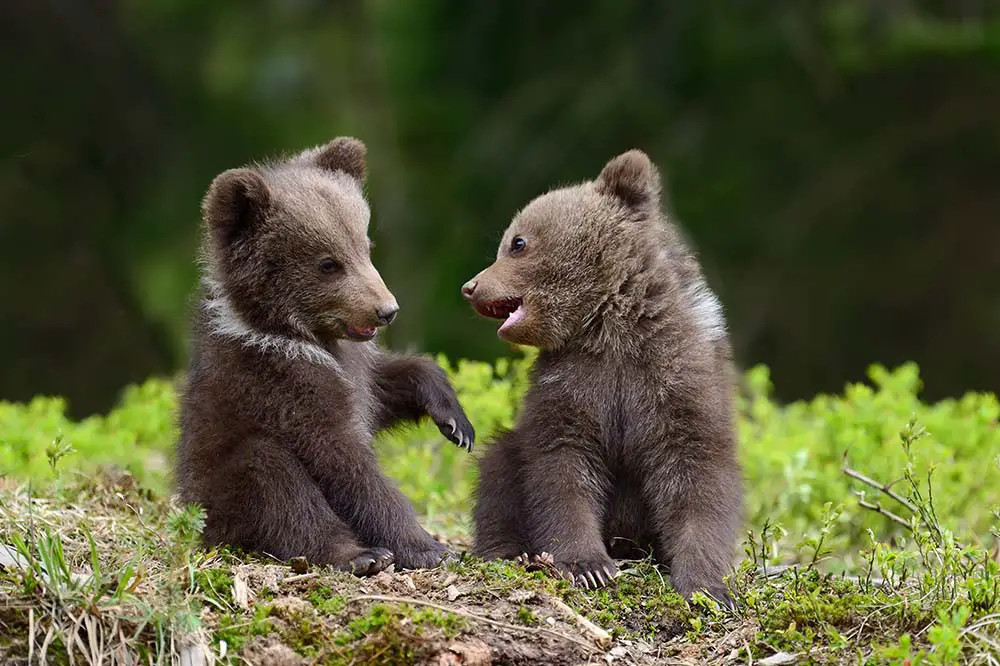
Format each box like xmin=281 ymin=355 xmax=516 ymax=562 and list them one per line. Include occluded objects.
xmin=376 ymin=303 xmax=399 ymax=326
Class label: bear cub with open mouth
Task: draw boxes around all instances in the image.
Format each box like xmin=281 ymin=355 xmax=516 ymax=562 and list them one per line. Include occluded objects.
xmin=463 ymin=150 xmax=743 ymax=605
xmin=177 ymin=137 xmax=474 ymax=575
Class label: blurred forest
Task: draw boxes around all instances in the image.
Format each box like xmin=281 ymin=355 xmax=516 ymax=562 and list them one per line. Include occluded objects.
xmin=1 ymin=1 xmax=998 ymax=418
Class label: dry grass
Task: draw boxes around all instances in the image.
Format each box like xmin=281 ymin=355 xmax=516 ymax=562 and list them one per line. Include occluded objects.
xmin=2 ymin=467 xmax=999 ymax=666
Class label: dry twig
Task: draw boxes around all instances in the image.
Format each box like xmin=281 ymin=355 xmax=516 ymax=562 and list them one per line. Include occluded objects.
xmin=545 ymin=595 xmax=611 ymax=648
xmin=857 ymin=499 xmax=912 ymax=531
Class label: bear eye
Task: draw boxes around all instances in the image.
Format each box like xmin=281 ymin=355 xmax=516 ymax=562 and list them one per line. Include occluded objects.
xmin=510 ymin=236 xmax=526 ymax=254
xmin=318 ymin=257 xmax=341 ymax=274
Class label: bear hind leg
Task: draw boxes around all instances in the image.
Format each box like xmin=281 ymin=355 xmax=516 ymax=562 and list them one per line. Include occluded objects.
xmin=201 ymin=437 xmax=394 ymax=576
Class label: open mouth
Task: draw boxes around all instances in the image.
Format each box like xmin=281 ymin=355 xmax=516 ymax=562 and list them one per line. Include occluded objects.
xmin=473 ymin=298 xmax=525 ymax=333
xmin=345 ymin=325 xmax=377 ymax=341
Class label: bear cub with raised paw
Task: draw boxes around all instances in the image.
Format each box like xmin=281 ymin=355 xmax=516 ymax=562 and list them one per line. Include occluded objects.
xmin=463 ymin=149 xmax=743 ymax=606
xmin=177 ymin=137 xmax=474 ymax=576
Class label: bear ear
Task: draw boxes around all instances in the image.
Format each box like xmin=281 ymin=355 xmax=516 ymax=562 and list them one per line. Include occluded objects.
xmin=306 ymin=136 xmax=367 ymax=183
xmin=594 ymin=149 xmax=661 ymax=208
xmin=202 ymin=168 xmax=270 ymax=243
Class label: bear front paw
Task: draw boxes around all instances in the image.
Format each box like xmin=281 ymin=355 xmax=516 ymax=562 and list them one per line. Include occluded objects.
xmin=432 ymin=409 xmax=475 ymax=452
xmin=671 ymin=575 xmax=737 ymax=611
xmin=704 ymin=583 xmax=737 ymax=611
xmin=552 ymin=554 xmax=619 ymax=589
xmin=339 ymin=547 xmax=395 ymax=576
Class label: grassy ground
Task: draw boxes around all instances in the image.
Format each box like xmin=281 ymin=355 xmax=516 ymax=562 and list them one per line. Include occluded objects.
xmin=1 ymin=353 xmax=999 ymax=665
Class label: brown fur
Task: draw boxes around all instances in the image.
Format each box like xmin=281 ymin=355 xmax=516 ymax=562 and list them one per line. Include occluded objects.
xmin=176 ymin=138 xmax=474 ymax=575
xmin=463 ymin=150 xmax=743 ymax=605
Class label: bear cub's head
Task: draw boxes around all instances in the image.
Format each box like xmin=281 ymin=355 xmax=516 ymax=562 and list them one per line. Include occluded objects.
xmin=462 ymin=149 xmax=665 ymax=350
xmin=201 ymin=137 xmax=397 ymax=345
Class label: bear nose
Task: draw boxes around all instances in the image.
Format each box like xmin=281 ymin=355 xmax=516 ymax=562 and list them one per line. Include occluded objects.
xmin=461 ymin=279 xmax=477 ymax=300
xmin=376 ymin=304 xmax=399 ymax=326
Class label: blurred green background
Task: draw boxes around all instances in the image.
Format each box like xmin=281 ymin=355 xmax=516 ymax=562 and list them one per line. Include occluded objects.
xmin=1 ymin=1 xmax=998 ymax=418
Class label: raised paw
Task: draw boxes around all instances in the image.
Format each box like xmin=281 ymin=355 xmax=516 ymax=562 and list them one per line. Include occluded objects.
xmin=431 ymin=408 xmax=475 ymax=452
xmin=553 ymin=555 xmax=619 ymax=590
xmin=341 ymin=547 xmax=394 ymax=576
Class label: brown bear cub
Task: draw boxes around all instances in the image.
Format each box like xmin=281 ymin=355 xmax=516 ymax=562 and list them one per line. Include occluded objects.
xmin=177 ymin=137 xmax=474 ymax=575
xmin=463 ymin=150 xmax=743 ymax=605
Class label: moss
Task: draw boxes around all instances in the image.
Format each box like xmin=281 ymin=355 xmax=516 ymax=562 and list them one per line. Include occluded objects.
xmin=340 ymin=604 xmax=397 ymax=642
xmin=306 ymin=585 xmax=347 ymax=615
xmin=2 ymin=358 xmax=999 ymax=663
xmin=580 ymin=561 xmax=692 ymax=640
xmin=749 ymin=569 xmax=933 ymax=655
xmin=192 ymin=567 xmax=234 ymax=604
xmin=277 ymin=614 xmax=329 ymax=657
xmin=330 ymin=605 xmax=426 ymax=665
xmin=215 ymin=603 xmax=273 ymax=653
xmin=462 ymin=556 xmax=570 ymax=597
xmin=516 ymin=605 xmax=538 ymax=626
xmin=413 ymin=607 xmax=467 ymax=636
xmin=333 ymin=633 xmax=419 ymax=666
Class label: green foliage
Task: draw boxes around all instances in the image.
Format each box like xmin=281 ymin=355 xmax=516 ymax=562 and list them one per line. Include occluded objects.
xmin=4 ymin=353 xmax=996 ymax=563
xmin=740 ymin=361 xmax=1000 ymax=565
xmin=216 ymin=603 xmax=273 ymax=654
xmin=1 ymin=356 xmax=999 ymax=662
xmin=373 ymin=348 xmax=536 ymax=533
xmin=0 ymin=378 xmax=177 ymax=493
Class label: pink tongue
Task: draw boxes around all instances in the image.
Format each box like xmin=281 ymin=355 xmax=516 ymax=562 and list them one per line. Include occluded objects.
xmin=498 ymin=304 xmax=525 ymax=333
xmin=351 ymin=326 xmax=376 ymax=337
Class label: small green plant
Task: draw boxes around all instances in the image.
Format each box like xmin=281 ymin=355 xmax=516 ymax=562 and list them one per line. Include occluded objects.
xmin=0 ymin=358 xmax=997 ymax=663
xmin=516 ymin=605 xmax=538 ymax=625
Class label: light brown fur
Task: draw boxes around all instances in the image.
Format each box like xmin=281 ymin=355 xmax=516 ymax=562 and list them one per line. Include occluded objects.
xmin=463 ymin=150 xmax=743 ymax=605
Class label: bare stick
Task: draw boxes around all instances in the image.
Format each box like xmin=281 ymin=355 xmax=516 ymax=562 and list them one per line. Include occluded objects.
xmin=857 ymin=499 xmax=912 ymax=531
xmin=842 ymin=455 xmax=919 ymax=514
xmin=27 ymin=608 xmax=34 ymax=666
xmin=348 ymin=594 xmax=598 ymax=652
xmin=545 ymin=596 xmax=611 ymax=649
xmin=280 ymin=572 xmax=319 ymax=584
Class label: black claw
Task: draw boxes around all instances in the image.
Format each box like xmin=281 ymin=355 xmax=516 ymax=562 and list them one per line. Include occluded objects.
xmin=345 ymin=547 xmax=394 ymax=576
xmin=708 ymin=586 xmax=736 ymax=611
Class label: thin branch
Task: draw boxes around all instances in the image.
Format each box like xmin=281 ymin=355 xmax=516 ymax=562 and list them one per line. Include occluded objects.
xmin=545 ymin=595 xmax=611 ymax=648
xmin=348 ymin=594 xmax=599 ymax=653
xmin=857 ymin=498 xmax=913 ymax=531
xmin=843 ymin=455 xmax=919 ymax=514
xmin=884 ymin=476 xmax=906 ymax=491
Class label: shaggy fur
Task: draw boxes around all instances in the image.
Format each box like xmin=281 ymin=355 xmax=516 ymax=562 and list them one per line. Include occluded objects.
xmin=463 ymin=150 xmax=743 ymax=605
xmin=176 ymin=137 xmax=474 ymax=575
